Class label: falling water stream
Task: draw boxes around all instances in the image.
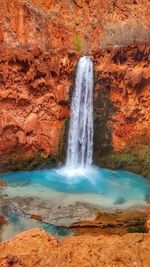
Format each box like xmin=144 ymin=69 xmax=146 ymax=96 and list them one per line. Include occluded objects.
xmin=66 ymin=56 xmax=94 ymax=168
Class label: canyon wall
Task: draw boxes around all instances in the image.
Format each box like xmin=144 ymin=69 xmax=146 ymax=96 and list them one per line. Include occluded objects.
xmin=0 ymin=0 xmax=150 ymax=176
xmin=0 ymin=44 xmax=150 ymax=178
xmin=0 ymin=47 xmax=79 ymax=171
xmin=0 ymin=0 xmax=150 ymax=50
xmin=93 ymin=43 xmax=150 ymax=178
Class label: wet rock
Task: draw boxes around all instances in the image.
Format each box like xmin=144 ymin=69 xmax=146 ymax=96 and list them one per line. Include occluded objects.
xmin=114 ymin=197 xmax=126 ymax=205
xmin=30 ymin=214 xmax=43 ymax=222
xmin=71 ymin=209 xmax=146 ymax=236
xmin=0 ymin=196 xmax=96 ymax=227
xmin=0 ymin=215 xmax=7 ymax=225
xmin=1 ymin=195 xmax=147 ymax=236
xmin=0 ymin=179 xmax=7 ymax=189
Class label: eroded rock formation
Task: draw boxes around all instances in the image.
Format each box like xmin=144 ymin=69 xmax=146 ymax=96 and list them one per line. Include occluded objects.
xmin=0 ymin=43 xmax=150 ymax=176
xmin=0 ymin=47 xmax=79 ymax=170
xmin=93 ymin=43 xmax=150 ymax=177
xmin=0 ymin=228 xmax=150 ymax=267
xmin=0 ymin=0 xmax=150 ymax=50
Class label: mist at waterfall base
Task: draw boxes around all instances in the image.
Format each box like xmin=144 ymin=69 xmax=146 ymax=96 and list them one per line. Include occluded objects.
xmin=2 ymin=166 xmax=150 ymax=208
xmin=1 ymin=56 xmax=150 ymax=240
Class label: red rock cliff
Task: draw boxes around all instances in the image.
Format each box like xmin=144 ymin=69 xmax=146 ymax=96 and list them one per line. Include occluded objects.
xmin=0 ymin=43 xmax=150 ymax=177
xmin=92 ymin=43 xmax=150 ymax=178
xmin=0 ymin=0 xmax=150 ymax=175
xmin=0 ymin=47 xmax=79 ymax=170
xmin=0 ymin=0 xmax=150 ymax=50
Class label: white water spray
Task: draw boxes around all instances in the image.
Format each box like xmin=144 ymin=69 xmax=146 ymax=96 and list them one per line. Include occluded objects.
xmin=66 ymin=56 xmax=94 ymax=168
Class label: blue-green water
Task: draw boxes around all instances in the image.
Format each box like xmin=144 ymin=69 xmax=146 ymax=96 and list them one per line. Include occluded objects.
xmin=1 ymin=166 xmax=150 ymax=241
xmin=2 ymin=207 xmax=72 ymax=240
xmin=0 ymin=208 xmax=73 ymax=242
xmin=2 ymin=166 xmax=150 ymax=204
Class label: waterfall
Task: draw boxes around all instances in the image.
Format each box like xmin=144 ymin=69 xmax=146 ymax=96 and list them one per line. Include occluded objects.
xmin=66 ymin=56 xmax=94 ymax=168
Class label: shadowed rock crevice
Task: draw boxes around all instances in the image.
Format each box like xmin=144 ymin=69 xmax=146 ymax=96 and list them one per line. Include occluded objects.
xmin=92 ymin=43 xmax=150 ymax=178
xmin=93 ymin=77 xmax=113 ymax=163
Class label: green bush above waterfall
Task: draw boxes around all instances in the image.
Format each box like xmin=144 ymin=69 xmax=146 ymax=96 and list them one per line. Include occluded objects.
xmin=74 ymin=34 xmax=83 ymax=52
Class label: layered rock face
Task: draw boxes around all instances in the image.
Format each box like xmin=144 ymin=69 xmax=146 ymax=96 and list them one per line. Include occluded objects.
xmin=0 ymin=0 xmax=150 ymax=50
xmin=93 ymin=43 xmax=150 ymax=178
xmin=0 ymin=228 xmax=150 ymax=267
xmin=0 ymin=47 xmax=79 ymax=170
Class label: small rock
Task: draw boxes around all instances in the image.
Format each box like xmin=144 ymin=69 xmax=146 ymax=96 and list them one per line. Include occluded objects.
xmin=0 ymin=179 xmax=7 ymax=189
xmin=17 ymin=131 xmax=27 ymax=145
xmin=0 ymin=215 xmax=7 ymax=224
xmin=114 ymin=198 xmax=126 ymax=205
xmin=146 ymin=204 xmax=150 ymax=233
xmin=30 ymin=214 xmax=43 ymax=222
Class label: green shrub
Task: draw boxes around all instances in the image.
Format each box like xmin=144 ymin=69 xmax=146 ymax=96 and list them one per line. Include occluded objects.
xmin=74 ymin=34 xmax=82 ymax=52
